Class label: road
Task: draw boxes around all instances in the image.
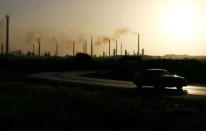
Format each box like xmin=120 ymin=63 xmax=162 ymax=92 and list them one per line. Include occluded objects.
xmin=29 ymin=71 xmax=206 ymax=96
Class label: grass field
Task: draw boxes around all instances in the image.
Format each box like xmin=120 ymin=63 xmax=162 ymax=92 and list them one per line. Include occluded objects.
xmin=0 ymin=80 xmax=206 ymax=130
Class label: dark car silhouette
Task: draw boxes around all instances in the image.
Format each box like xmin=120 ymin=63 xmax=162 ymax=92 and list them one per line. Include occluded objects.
xmin=132 ymin=69 xmax=187 ymax=89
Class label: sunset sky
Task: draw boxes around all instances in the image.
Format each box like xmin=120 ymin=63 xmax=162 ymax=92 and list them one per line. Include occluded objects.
xmin=0 ymin=0 xmax=206 ymax=56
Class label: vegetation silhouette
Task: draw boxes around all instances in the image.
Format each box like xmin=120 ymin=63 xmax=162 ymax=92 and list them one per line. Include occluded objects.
xmin=73 ymin=53 xmax=94 ymax=69
xmin=0 ymin=55 xmax=206 ymax=85
xmin=0 ymin=55 xmax=205 ymax=130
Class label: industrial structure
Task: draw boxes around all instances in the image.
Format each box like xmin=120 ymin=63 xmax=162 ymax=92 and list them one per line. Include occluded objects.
xmin=56 ymin=42 xmax=59 ymax=56
xmin=142 ymin=48 xmax=145 ymax=56
xmin=32 ymin=44 xmax=35 ymax=56
xmin=5 ymin=15 xmax=9 ymax=55
xmin=0 ymin=16 xmax=145 ymax=57
xmin=83 ymin=40 xmax=87 ymax=54
xmin=73 ymin=42 xmax=75 ymax=56
xmin=116 ymin=41 xmax=118 ymax=56
xmin=1 ymin=43 xmax=3 ymax=55
xmin=121 ymin=43 xmax=122 ymax=55
xmin=109 ymin=40 xmax=111 ymax=57
xmin=137 ymin=33 xmax=140 ymax=56
xmin=91 ymin=36 xmax=93 ymax=57
xmin=37 ymin=38 xmax=41 ymax=56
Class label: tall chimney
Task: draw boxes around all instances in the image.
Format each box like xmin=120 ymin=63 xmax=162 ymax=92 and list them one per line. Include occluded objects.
xmin=85 ymin=40 xmax=87 ymax=54
xmin=56 ymin=42 xmax=58 ymax=56
xmin=116 ymin=41 xmax=118 ymax=56
xmin=142 ymin=48 xmax=145 ymax=56
xmin=83 ymin=43 xmax=85 ymax=53
xmin=113 ymin=49 xmax=116 ymax=56
xmin=138 ymin=34 xmax=140 ymax=56
xmin=91 ymin=36 xmax=93 ymax=57
xmin=109 ymin=40 xmax=111 ymax=56
xmin=37 ymin=38 xmax=41 ymax=56
xmin=121 ymin=43 xmax=122 ymax=56
xmin=32 ymin=44 xmax=35 ymax=56
xmin=1 ymin=43 xmax=3 ymax=55
xmin=103 ymin=52 xmax=105 ymax=57
xmin=5 ymin=15 xmax=9 ymax=55
xmin=125 ymin=49 xmax=127 ymax=56
xmin=73 ymin=42 xmax=75 ymax=56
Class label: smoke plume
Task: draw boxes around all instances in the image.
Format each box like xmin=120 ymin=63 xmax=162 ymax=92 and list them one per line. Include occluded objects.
xmin=94 ymin=27 xmax=138 ymax=45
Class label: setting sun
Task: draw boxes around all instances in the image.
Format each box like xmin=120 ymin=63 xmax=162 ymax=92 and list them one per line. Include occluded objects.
xmin=163 ymin=3 xmax=203 ymax=38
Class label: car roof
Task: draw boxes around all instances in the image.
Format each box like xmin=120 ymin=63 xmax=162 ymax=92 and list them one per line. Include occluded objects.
xmin=146 ymin=69 xmax=167 ymax=71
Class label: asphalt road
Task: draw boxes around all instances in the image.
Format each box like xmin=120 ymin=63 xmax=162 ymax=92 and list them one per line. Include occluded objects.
xmin=29 ymin=71 xmax=206 ymax=96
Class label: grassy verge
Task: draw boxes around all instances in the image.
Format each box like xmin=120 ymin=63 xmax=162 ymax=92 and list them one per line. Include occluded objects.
xmin=0 ymin=80 xmax=206 ymax=130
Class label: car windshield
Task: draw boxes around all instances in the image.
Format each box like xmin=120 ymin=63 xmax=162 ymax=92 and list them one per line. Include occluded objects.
xmin=143 ymin=70 xmax=172 ymax=76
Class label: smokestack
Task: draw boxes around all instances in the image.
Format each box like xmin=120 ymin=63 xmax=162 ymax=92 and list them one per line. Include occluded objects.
xmin=91 ymin=36 xmax=93 ymax=57
xmin=32 ymin=44 xmax=35 ymax=56
xmin=83 ymin=43 xmax=85 ymax=53
xmin=103 ymin=52 xmax=105 ymax=57
xmin=138 ymin=34 xmax=140 ymax=56
xmin=142 ymin=48 xmax=145 ymax=56
xmin=1 ymin=43 xmax=3 ymax=55
xmin=125 ymin=49 xmax=127 ymax=56
xmin=109 ymin=40 xmax=111 ymax=57
xmin=56 ymin=42 xmax=58 ymax=56
xmin=73 ymin=42 xmax=75 ymax=56
xmin=121 ymin=43 xmax=122 ymax=56
xmin=37 ymin=38 xmax=41 ymax=56
xmin=85 ymin=40 xmax=87 ymax=54
xmin=113 ymin=49 xmax=116 ymax=56
xmin=116 ymin=41 xmax=118 ymax=56
xmin=5 ymin=15 xmax=9 ymax=55
xmin=133 ymin=50 xmax=136 ymax=56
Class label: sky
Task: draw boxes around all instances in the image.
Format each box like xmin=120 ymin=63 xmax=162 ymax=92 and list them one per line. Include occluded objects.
xmin=0 ymin=0 xmax=206 ymax=56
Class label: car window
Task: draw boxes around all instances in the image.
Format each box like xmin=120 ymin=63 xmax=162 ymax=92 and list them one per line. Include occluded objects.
xmin=143 ymin=70 xmax=171 ymax=77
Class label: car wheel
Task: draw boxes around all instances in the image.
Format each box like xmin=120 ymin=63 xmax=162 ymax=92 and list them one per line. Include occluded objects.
xmin=176 ymin=85 xmax=183 ymax=90
xmin=154 ymin=84 xmax=165 ymax=90
xmin=137 ymin=84 xmax=142 ymax=88
xmin=154 ymin=86 xmax=165 ymax=89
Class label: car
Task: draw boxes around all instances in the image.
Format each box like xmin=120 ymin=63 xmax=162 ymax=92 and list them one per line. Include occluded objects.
xmin=132 ymin=69 xmax=187 ymax=90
